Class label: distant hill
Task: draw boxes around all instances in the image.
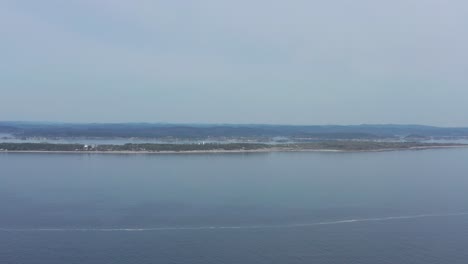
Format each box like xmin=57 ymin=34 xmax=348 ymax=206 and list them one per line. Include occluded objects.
xmin=1 ymin=122 xmax=468 ymax=140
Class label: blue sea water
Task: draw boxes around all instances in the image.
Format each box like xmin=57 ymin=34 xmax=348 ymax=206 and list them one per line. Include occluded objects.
xmin=1 ymin=149 xmax=468 ymax=263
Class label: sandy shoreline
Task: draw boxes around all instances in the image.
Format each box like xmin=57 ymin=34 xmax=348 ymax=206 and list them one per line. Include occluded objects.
xmin=0 ymin=145 xmax=467 ymax=155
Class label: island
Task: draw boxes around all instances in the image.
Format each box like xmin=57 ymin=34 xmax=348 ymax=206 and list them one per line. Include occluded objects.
xmin=0 ymin=141 xmax=466 ymax=154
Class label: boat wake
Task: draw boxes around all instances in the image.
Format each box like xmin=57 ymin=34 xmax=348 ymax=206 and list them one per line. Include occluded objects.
xmin=1 ymin=212 xmax=467 ymax=232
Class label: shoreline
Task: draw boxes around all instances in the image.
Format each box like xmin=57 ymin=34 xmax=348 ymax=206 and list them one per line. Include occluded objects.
xmin=1 ymin=145 xmax=467 ymax=155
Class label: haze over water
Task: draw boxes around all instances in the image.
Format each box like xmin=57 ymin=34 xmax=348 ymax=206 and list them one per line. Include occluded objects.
xmin=1 ymin=149 xmax=468 ymax=263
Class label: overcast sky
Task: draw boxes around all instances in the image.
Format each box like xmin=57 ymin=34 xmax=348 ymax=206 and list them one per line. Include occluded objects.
xmin=1 ymin=0 xmax=467 ymax=125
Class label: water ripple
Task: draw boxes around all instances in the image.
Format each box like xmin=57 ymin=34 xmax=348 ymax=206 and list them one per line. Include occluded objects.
xmin=1 ymin=212 xmax=467 ymax=232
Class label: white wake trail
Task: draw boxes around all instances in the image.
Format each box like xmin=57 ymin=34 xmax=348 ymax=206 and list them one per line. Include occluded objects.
xmin=1 ymin=212 xmax=467 ymax=232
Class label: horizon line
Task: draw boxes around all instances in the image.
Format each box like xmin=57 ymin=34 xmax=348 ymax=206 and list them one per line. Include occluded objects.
xmin=1 ymin=120 xmax=467 ymax=128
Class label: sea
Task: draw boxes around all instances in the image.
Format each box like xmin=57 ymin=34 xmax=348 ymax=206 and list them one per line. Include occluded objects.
xmin=1 ymin=148 xmax=468 ymax=264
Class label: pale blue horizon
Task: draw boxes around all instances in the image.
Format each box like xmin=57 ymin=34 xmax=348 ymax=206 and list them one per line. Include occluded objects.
xmin=1 ymin=0 xmax=467 ymax=126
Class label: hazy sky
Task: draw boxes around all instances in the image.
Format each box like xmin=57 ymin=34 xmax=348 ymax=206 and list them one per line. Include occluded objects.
xmin=1 ymin=0 xmax=467 ymax=125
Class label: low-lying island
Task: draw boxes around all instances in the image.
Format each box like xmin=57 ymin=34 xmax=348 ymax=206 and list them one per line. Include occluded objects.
xmin=0 ymin=141 xmax=466 ymax=153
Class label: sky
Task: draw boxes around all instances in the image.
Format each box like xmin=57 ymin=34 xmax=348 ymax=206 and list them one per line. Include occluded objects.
xmin=1 ymin=0 xmax=467 ymax=126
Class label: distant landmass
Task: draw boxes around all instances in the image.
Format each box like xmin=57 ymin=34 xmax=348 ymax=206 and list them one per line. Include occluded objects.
xmin=0 ymin=142 xmax=466 ymax=153
xmin=1 ymin=122 xmax=468 ymax=142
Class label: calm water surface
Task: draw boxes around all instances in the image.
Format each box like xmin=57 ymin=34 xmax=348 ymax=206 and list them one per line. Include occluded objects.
xmin=1 ymin=149 xmax=468 ymax=263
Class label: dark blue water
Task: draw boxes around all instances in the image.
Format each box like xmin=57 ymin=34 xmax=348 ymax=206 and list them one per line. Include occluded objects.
xmin=1 ymin=149 xmax=468 ymax=263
